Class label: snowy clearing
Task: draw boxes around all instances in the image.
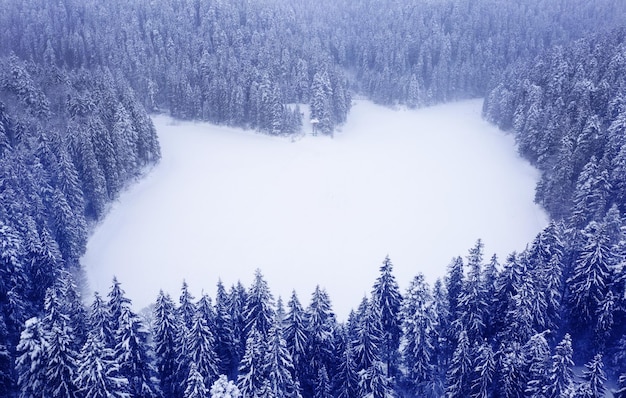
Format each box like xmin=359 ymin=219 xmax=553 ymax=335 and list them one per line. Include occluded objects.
xmin=82 ymin=99 xmax=548 ymax=319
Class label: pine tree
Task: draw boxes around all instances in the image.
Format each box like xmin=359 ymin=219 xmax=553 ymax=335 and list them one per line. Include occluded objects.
xmin=153 ymin=290 xmax=180 ymax=398
xmin=185 ymin=362 xmax=208 ymax=398
xmin=401 ymin=274 xmax=437 ymax=396
xmin=107 ymin=277 xmax=132 ymax=333
xmin=237 ymin=328 xmax=267 ymax=397
xmin=335 ymin=338 xmax=359 ymax=398
xmin=303 ymin=286 xmax=335 ymax=397
xmin=16 ymin=317 xmax=46 ymax=398
xmin=358 ymin=361 xmax=392 ymax=398
xmin=244 ymin=270 xmax=275 ymax=339
xmin=179 ymin=281 xmax=197 ymax=331
xmin=88 ymin=292 xmax=115 ymax=349
xmin=74 ymin=332 xmax=129 ymax=398
xmin=567 ymin=221 xmax=615 ymax=351
xmin=371 ymin=256 xmax=402 ymax=379
xmin=574 ymin=354 xmax=606 ymax=398
xmin=263 ymin=321 xmax=299 ymax=398
xmin=445 ymin=330 xmax=471 ymax=398
xmin=228 ymin=282 xmax=247 ymax=376
xmin=545 ymin=334 xmax=575 ymax=398
xmin=470 ymin=341 xmax=495 ymax=398
xmin=353 ymin=298 xmax=383 ymax=373
xmin=185 ymin=313 xmax=219 ymax=389
xmin=284 ymin=291 xmax=307 ymax=390
xmin=524 ymin=331 xmax=551 ymax=398
xmin=42 ymin=287 xmax=78 ymax=398
xmin=497 ymin=341 xmax=526 ymax=398
xmin=214 ymin=281 xmax=236 ymax=379
xmin=456 ymin=240 xmax=488 ymax=344
xmin=115 ymin=306 xmax=160 ymax=398
xmin=313 ymin=366 xmax=332 ymax=398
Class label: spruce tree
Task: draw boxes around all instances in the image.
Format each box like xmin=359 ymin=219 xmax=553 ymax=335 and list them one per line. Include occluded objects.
xmin=152 ymin=291 xmax=180 ymax=398
xmin=74 ymin=331 xmax=129 ymax=398
xmin=16 ymin=317 xmax=46 ymax=398
xmin=115 ymin=306 xmax=160 ymax=398
xmin=371 ymin=256 xmax=402 ymax=379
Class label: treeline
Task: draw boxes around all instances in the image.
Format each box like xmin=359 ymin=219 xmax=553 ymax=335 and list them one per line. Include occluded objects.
xmin=0 ymin=56 xmax=161 ymax=395
xmin=13 ymin=238 xmax=626 ymax=398
xmin=483 ymin=26 xmax=626 ymax=394
xmin=1 ymin=0 xmax=625 ymax=134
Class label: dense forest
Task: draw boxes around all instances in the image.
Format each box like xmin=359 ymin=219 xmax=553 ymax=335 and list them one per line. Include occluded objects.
xmin=1 ymin=0 xmax=626 ymax=396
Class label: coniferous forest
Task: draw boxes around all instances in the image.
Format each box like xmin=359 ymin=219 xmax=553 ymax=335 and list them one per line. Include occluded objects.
xmin=1 ymin=0 xmax=626 ymax=397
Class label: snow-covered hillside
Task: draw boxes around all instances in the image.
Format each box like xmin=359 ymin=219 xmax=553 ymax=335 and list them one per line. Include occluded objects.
xmin=82 ymin=100 xmax=548 ymax=318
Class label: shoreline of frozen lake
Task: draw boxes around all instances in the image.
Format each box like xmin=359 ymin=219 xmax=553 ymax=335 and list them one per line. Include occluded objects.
xmin=82 ymin=99 xmax=548 ymax=319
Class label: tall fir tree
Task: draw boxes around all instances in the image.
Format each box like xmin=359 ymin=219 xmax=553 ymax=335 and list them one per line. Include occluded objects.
xmin=371 ymin=256 xmax=402 ymax=379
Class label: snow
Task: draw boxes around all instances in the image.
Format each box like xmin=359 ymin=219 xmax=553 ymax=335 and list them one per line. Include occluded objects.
xmin=82 ymin=99 xmax=548 ymax=319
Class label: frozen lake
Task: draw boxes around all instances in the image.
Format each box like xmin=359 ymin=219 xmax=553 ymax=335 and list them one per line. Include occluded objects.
xmin=82 ymin=99 xmax=548 ymax=319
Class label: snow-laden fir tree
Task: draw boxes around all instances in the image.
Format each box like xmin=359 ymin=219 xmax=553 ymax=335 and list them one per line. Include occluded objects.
xmin=371 ymin=256 xmax=402 ymax=379
xmin=115 ymin=306 xmax=160 ymax=398
xmin=184 ymin=362 xmax=208 ymax=398
xmin=445 ymin=330 xmax=471 ymax=398
xmin=214 ymin=281 xmax=237 ymax=379
xmin=567 ymin=221 xmax=615 ymax=341
xmin=284 ymin=291 xmax=308 ymax=390
xmin=313 ymin=366 xmax=332 ymax=398
xmin=263 ymin=320 xmax=300 ymax=398
xmin=573 ymin=354 xmax=606 ymax=398
xmin=41 ymin=287 xmax=78 ymax=398
xmin=354 ymin=298 xmax=383 ymax=373
xmin=303 ymin=286 xmax=335 ymax=397
xmin=523 ymin=331 xmax=551 ymax=398
xmin=179 ymin=281 xmax=197 ymax=331
xmin=401 ymin=274 xmax=437 ymax=396
xmin=544 ymin=334 xmax=575 ymax=398
xmin=74 ymin=331 xmax=129 ymax=398
xmin=244 ymin=270 xmax=275 ymax=339
xmin=470 ymin=341 xmax=495 ymax=398
xmin=334 ymin=335 xmax=359 ymax=398
xmin=152 ymin=290 xmax=180 ymax=398
xmin=107 ymin=277 xmax=132 ymax=333
xmin=236 ymin=327 xmax=267 ymax=397
xmin=456 ymin=240 xmax=487 ymax=344
xmin=15 ymin=317 xmax=46 ymax=398
xmin=88 ymin=292 xmax=115 ymax=349
xmin=184 ymin=313 xmax=219 ymax=390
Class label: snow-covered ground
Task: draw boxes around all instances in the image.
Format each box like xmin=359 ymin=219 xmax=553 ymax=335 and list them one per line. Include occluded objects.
xmin=82 ymin=100 xmax=548 ymax=319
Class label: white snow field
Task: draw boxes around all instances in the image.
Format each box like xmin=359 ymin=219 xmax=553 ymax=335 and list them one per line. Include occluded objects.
xmin=82 ymin=99 xmax=548 ymax=319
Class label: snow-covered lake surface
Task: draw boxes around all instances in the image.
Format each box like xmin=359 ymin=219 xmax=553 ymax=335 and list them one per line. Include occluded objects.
xmin=82 ymin=99 xmax=548 ymax=319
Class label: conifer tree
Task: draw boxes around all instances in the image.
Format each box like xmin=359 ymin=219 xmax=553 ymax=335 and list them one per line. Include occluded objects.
xmin=41 ymin=287 xmax=78 ymax=398
xmin=470 ymin=341 xmax=495 ymax=398
xmin=335 ymin=338 xmax=359 ymax=398
xmin=574 ymin=354 xmax=606 ymax=398
xmin=401 ymin=274 xmax=436 ymax=396
xmin=214 ymin=281 xmax=236 ymax=379
xmin=185 ymin=313 xmax=219 ymax=389
xmin=244 ymin=270 xmax=275 ymax=339
xmin=152 ymin=291 xmax=180 ymax=398
xmin=263 ymin=321 xmax=299 ymax=398
xmin=115 ymin=306 xmax=160 ymax=398
xmin=445 ymin=330 xmax=471 ymax=398
xmin=16 ymin=317 xmax=46 ymax=398
xmin=371 ymin=256 xmax=402 ymax=378
xmin=74 ymin=331 xmax=129 ymax=398
xmin=284 ymin=291 xmax=307 ymax=389
xmin=545 ymin=334 xmax=575 ymax=398
xmin=184 ymin=362 xmax=208 ymax=398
